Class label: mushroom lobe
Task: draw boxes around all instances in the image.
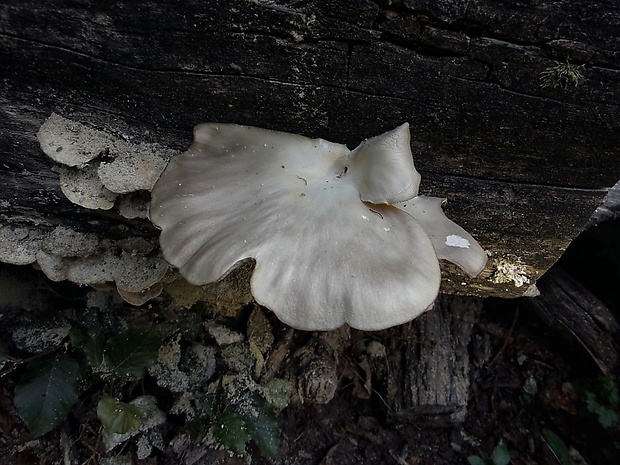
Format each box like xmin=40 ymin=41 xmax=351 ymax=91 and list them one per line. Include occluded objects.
xmin=150 ymin=123 xmax=486 ymax=330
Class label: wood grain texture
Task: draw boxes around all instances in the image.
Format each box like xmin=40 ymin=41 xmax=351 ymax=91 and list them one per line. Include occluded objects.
xmin=1 ymin=0 xmax=619 ymax=298
xmin=386 ymin=294 xmax=483 ymax=424
xmin=526 ymin=265 xmax=620 ymax=374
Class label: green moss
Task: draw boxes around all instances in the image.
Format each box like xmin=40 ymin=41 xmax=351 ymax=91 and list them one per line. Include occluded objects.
xmin=540 ymin=61 xmax=585 ymax=89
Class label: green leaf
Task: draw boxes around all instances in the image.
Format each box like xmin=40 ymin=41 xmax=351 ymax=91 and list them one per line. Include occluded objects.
xmin=597 ymin=408 xmax=619 ymax=429
xmin=69 ymin=325 xmax=87 ymax=347
xmin=492 ymin=444 xmax=511 ymax=465
xmin=585 ymin=391 xmax=619 ymax=429
xmin=103 ymin=327 xmax=166 ymax=378
xmin=212 ymin=411 xmax=250 ymax=454
xmin=97 ymin=393 xmax=143 ymax=434
xmin=241 ymin=395 xmax=280 ymax=458
xmin=14 ymin=353 xmax=79 ymax=437
xmin=188 ymin=417 xmax=206 ymax=441
xmin=70 ymin=325 xmax=105 ymax=367
xmin=467 ymin=456 xmax=487 ymax=465
xmin=542 ymin=429 xmax=573 ymax=465
xmin=204 ymin=377 xmax=226 ymax=416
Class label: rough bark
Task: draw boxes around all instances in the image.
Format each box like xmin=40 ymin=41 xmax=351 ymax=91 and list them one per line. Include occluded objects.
xmin=386 ymin=295 xmax=483 ymax=425
xmin=1 ymin=0 xmax=619 ymax=300
xmin=525 ymin=265 xmax=620 ymax=374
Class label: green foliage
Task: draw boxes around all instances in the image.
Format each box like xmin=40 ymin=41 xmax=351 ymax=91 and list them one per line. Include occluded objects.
xmin=103 ymin=326 xmax=168 ymax=378
xmin=212 ymin=411 xmax=251 ymax=454
xmin=492 ymin=445 xmax=511 ymax=465
xmin=4 ymin=287 xmax=290 ymax=460
xmin=70 ymin=324 xmax=105 ymax=367
xmin=585 ymin=391 xmax=619 ymax=428
xmin=240 ymin=394 xmax=280 ymax=458
xmin=9 ymin=313 xmax=170 ymax=439
xmin=468 ymin=444 xmax=511 ymax=465
xmin=97 ymin=393 xmax=144 ymax=434
xmin=201 ymin=379 xmax=284 ymax=458
xmin=580 ymin=375 xmax=620 ymax=430
xmin=542 ymin=429 xmax=573 ymax=465
xmin=467 ymin=456 xmax=487 ymax=465
xmin=14 ymin=353 xmax=80 ymax=437
xmin=601 ymin=376 xmax=620 ymax=405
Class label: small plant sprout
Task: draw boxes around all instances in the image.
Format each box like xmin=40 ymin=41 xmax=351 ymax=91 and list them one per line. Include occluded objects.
xmin=540 ymin=61 xmax=585 ymax=89
xmin=150 ymin=123 xmax=487 ymax=331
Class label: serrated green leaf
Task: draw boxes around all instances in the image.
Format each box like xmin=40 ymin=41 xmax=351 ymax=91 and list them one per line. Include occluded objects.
xmin=212 ymin=411 xmax=250 ymax=454
xmin=97 ymin=393 xmax=143 ymax=434
xmin=103 ymin=327 xmax=165 ymax=378
xmin=241 ymin=395 xmax=280 ymax=458
xmin=492 ymin=444 xmax=511 ymax=465
xmin=542 ymin=429 xmax=573 ymax=465
xmin=14 ymin=353 xmax=79 ymax=437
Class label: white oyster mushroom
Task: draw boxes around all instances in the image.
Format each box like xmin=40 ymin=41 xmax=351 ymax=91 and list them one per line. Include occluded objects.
xmin=396 ymin=196 xmax=487 ymax=277
xmin=349 ymin=124 xmax=420 ymax=204
xmin=150 ymin=123 xmax=486 ymax=331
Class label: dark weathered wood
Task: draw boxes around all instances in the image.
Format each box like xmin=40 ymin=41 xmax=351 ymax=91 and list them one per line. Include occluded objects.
xmin=1 ymin=2 xmax=619 ymax=439
xmin=1 ymin=0 xmax=619 ymax=300
xmin=525 ymin=265 xmax=620 ymax=374
xmin=589 ymin=180 xmax=620 ymax=225
xmin=386 ymin=294 xmax=483 ymax=425
xmin=262 ymin=294 xmax=481 ymax=424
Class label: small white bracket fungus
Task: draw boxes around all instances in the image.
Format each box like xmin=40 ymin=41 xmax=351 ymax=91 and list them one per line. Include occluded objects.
xmin=33 ymin=225 xmax=169 ymax=306
xmin=56 ymin=162 xmax=117 ymax=210
xmin=42 ymin=226 xmax=101 ymax=257
xmin=151 ymin=123 xmax=487 ymax=331
xmin=37 ymin=113 xmax=114 ymax=167
xmin=0 ymin=226 xmax=45 ymax=265
xmin=98 ymin=150 xmax=169 ymax=194
xmin=38 ymin=113 xmax=174 ymax=216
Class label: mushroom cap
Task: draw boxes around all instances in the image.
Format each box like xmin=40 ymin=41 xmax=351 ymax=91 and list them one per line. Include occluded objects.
xmin=349 ymin=123 xmax=421 ymax=204
xmin=396 ymin=196 xmax=488 ymax=277
xmin=150 ymin=123 xmax=441 ymax=330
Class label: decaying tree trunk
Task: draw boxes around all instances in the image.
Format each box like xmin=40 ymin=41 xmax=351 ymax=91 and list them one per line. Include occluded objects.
xmin=1 ymin=0 xmax=619 ymax=425
xmin=526 ymin=265 xmax=620 ymax=374
xmin=386 ymin=295 xmax=484 ymax=425
xmin=2 ymin=0 xmax=619 ymax=297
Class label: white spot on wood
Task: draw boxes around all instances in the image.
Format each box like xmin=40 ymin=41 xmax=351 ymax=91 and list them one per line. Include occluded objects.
xmin=491 ymin=258 xmax=530 ymax=288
